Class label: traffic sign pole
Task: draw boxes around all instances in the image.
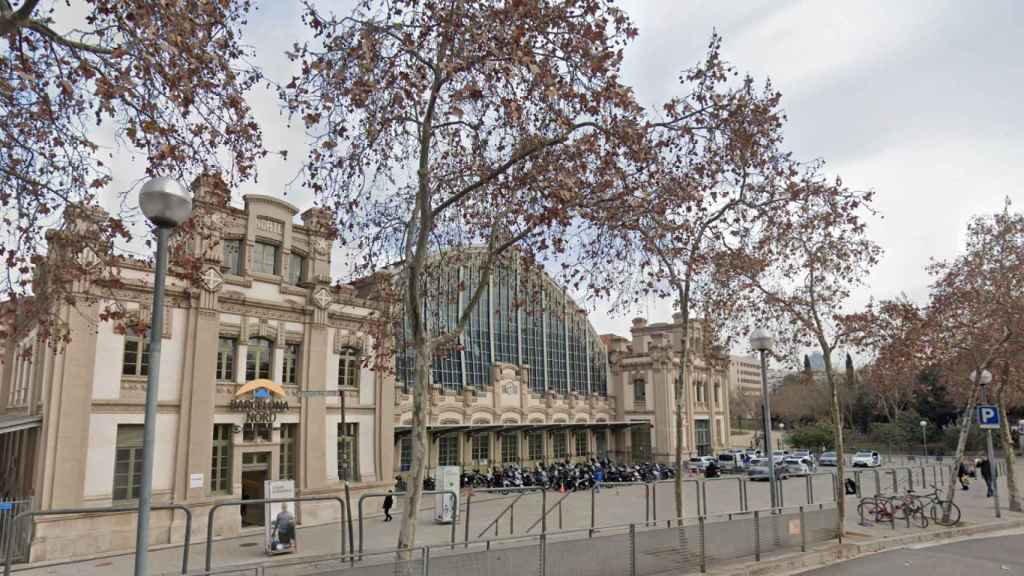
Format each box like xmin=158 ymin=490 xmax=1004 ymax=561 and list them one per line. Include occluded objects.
xmin=977 ymin=400 xmax=1001 ymax=518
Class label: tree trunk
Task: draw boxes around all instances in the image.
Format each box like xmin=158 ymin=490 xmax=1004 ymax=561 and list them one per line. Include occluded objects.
xmin=397 ymin=341 xmax=433 ymax=554
xmin=820 ymin=350 xmax=845 ymax=536
xmin=998 ymin=394 xmax=1021 ymax=512
xmin=673 ymin=288 xmax=691 ymax=522
xmin=942 ymin=384 xmax=979 ymax=523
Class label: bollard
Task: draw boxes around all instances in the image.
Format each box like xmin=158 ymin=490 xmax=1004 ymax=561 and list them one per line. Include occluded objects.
xmin=558 ymin=500 xmax=563 ymax=530
xmin=806 ymin=475 xmax=813 ymax=504
xmin=510 ymin=502 xmax=514 ymax=535
xmin=542 ymin=489 xmax=547 ymax=533
xmin=701 ymin=481 xmax=708 ymax=517
xmin=423 ymin=546 xmax=430 ymax=576
xmin=778 ymin=477 xmax=785 ymax=507
xmin=800 ymin=506 xmax=807 ymax=552
xmin=645 ymin=483 xmax=651 ymax=525
xmin=590 ymin=489 xmax=596 ymax=537
xmin=906 ymin=468 xmax=913 ymax=489
xmin=699 ymin=515 xmax=707 ymax=573
xmin=742 ymin=478 xmax=749 ymax=512
xmin=854 ymin=471 xmax=863 ymax=498
xmin=629 ymin=524 xmax=638 ymax=576
xmin=540 ymin=533 xmax=547 ymax=576
xmin=754 ymin=510 xmax=761 ymax=561
xmin=464 ymin=493 xmax=472 ymax=547
xmin=738 ymin=477 xmax=745 ymax=512
xmin=891 ymin=469 xmax=898 ymax=493
xmin=652 ymin=481 xmax=657 ymax=524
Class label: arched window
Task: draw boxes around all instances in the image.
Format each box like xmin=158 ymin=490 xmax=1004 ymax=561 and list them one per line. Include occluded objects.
xmin=246 ymin=337 xmax=273 ymax=380
xmin=338 ymin=346 xmax=361 ymax=388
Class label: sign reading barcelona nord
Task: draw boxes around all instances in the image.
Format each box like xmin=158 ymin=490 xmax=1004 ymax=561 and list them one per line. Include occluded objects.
xmin=230 ymin=379 xmax=290 ymax=424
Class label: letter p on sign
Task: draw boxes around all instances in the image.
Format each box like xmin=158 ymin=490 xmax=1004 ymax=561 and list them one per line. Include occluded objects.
xmin=978 ymin=405 xmax=1001 ymax=429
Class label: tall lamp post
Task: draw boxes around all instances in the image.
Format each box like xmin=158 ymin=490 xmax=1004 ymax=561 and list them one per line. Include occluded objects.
xmin=750 ymin=328 xmax=778 ymax=509
xmin=920 ymin=420 xmax=928 ymax=459
xmin=970 ymin=369 xmax=1001 ymax=519
xmin=135 ymin=178 xmax=192 ymax=576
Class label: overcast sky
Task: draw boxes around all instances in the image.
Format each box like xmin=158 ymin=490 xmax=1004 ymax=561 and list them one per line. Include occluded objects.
xmin=96 ymin=1 xmax=1024 ymax=353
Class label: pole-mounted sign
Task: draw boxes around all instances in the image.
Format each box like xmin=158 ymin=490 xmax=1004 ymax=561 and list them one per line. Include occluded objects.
xmin=977 ymin=405 xmax=1001 ymax=430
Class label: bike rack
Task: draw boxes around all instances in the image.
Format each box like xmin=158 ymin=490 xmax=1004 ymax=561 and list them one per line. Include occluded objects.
xmin=3 ymin=504 xmax=192 ymax=576
xmin=205 ymin=495 xmax=346 ymax=573
xmin=356 ymin=489 xmax=458 ymax=558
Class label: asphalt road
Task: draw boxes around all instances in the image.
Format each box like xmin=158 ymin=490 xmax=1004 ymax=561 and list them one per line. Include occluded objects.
xmin=799 ymin=532 xmax=1024 ymax=575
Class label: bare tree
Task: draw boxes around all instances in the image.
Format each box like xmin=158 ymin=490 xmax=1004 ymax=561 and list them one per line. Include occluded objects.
xmin=284 ymin=0 xmax=650 ymax=551
xmin=737 ymin=178 xmax=882 ymax=535
xmin=1 ymin=0 xmax=265 ymax=342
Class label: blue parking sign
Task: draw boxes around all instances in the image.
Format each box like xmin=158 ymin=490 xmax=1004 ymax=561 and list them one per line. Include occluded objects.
xmin=977 ymin=405 xmax=1001 ymax=429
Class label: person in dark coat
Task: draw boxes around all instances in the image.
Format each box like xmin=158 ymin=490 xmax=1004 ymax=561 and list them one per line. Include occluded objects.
xmin=979 ymin=457 xmax=994 ymax=497
xmin=383 ymin=490 xmax=394 ymax=521
xmin=957 ymin=460 xmax=970 ymax=491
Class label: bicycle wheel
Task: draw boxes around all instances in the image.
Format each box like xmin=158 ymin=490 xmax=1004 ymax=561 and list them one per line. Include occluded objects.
xmin=930 ymin=500 xmax=961 ymax=526
xmin=910 ymin=503 xmax=929 ymax=528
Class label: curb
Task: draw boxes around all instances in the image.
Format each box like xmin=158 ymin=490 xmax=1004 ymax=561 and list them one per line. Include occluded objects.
xmin=709 ymin=519 xmax=1024 ymax=575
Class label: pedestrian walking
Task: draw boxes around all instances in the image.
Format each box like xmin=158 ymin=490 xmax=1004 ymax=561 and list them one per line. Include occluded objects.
xmin=594 ymin=465 xmax=604 ymax=493
xmin=979 ymin=457 xmax=994 ymax=497
xmin=383 ymin=489 xmax=394 ymax=521
xmin=957 ymin=459 xmax=970 ymax=491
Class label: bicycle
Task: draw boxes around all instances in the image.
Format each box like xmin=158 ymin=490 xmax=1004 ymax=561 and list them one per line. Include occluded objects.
xmin=890 ymin=491 xmax=929 ymax=528
xmin=916 ymin=485 xmax=961 ymax=526
xmin=856 ymin=495 xmax=893 ymax=525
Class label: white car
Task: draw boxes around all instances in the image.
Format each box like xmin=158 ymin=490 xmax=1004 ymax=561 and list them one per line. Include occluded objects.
xmin=687 ymin=456 xmax=715 ymax=471
xmin=852 ymin=451 xmax=881 ymax=468
xmin=782 ymin=457 xmax=814 ymax=476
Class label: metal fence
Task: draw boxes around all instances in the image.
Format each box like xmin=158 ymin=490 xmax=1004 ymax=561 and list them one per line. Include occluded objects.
xmin=191 ymin=503 xmax=840 ymax=576
xmin=0 ymin=499 xmax=31 ymax=566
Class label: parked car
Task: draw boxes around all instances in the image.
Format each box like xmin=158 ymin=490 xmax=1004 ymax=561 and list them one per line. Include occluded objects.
xmin=717 ymin=452 xmax=744 ymax=472
xmin=748 ymin=462 xmax=790 ymax=481
xmin=818 ymin=452 xmax=838 ymax=466
xmin=852 ymin=451 xmax=881 ymax=468
xmin=791 ymin=450 xmax=813 ymax=462
xmin=687 ymin=456 xmax=715 ymax=471
xmin=782 ymin=457 xmax=814 ymax=476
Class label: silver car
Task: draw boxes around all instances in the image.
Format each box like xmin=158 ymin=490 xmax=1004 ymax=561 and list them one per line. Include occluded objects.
xmin=818 ymin=451 xmax=838 ymax=466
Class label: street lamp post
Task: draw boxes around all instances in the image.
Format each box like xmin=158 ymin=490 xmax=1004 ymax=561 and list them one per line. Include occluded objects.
xmin=135 ymin=178 xmax=192 ymax=576
xmin=920 ymin=420 xmax=928 ymax=459
xmin=970 ymin=369 xmax=1001 ymax=519
xmin=750 ymin=328 xmax=778 ymax=509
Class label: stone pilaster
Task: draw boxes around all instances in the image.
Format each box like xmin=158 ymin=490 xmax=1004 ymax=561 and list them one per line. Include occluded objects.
xmin=43 ymin=298 xmax=99 ymax=508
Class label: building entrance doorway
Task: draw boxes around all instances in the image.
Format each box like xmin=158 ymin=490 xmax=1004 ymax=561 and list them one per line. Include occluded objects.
xmin=241 ymin=451 xmax=271 ymax=527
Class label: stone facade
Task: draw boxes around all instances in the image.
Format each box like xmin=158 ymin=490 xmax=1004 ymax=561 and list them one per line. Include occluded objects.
xmin=0 ymin=182 xmax=393 ymax=561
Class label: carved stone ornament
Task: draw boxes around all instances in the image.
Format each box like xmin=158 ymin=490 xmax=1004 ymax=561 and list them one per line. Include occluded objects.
xmin=201 ymin=267 xmax=224 ymax=292
xmin=313 ymin=238 xmax=329 ymax=256
xmin=313 ymin=287 xmax=332 ymax=310
xmin=502 ymin=382 xmax=518 ymax=396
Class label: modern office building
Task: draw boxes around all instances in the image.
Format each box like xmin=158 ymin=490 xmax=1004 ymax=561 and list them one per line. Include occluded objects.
xmin=728 ymin=355 xmax=764 ymax=399
xmin=0 ymin=180 xmax=393 ymax=561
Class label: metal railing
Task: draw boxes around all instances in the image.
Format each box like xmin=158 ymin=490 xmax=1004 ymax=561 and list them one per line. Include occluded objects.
xmin=3 ymin=503 xmax=192 ymax=576
xmin=205 ymin=495 xmax=346 ymax=573
xmin=356 ymin=489 xmax=459 ymax=558
xmin=187 ymin=502 xmax=840 ymax=576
